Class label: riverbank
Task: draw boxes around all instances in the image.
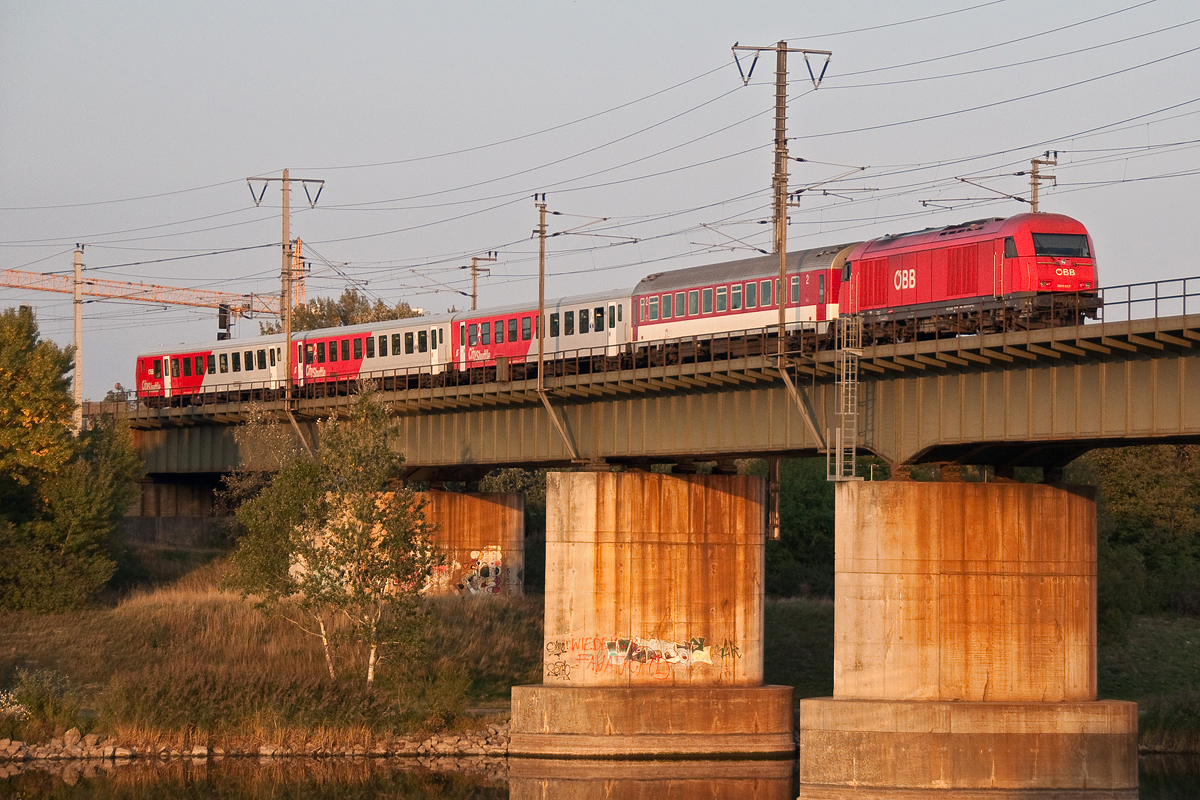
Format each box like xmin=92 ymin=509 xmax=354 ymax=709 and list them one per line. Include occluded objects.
xmin=0 ymin=721 xmax=511 ymax=764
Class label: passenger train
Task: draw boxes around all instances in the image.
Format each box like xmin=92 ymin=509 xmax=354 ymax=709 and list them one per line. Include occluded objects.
xmin=136 ymin=212 xmax=1098 ymax=402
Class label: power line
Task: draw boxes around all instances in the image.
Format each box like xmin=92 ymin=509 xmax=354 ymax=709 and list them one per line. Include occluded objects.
xmin=824 ymin=17 xmax=1200 ymax=90
xmin=793 ymin=43 xmax=1200 ymax=141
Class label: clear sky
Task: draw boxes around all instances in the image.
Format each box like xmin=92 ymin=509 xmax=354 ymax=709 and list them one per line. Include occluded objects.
xmin=2 ymin=0 xmax=1197 ymax=399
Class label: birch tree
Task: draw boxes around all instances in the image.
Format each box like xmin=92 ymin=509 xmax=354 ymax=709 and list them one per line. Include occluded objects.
xmin=227 ymin=389 xmax=439 ymax=688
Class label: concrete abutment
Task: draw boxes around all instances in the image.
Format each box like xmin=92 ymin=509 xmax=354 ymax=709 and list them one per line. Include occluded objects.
xmin=509 ymin=472 xmax=794 ymax=758
xmin=798 ymin=481 xmax=1138 ymax=792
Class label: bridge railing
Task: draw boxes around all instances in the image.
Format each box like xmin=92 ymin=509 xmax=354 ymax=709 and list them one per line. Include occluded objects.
xmin=1095 ymin=277 xmax=1199 ymax=323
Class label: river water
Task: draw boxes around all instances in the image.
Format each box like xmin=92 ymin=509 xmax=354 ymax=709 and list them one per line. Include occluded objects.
xmin=1 ymin=755 xmax=1198 ymax=798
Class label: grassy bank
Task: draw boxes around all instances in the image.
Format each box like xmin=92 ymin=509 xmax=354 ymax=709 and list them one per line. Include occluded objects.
xmin=3 ymin=564 xmax=1200 ymax=752
xmin=0 ymin=561 xmax=542 ymax=750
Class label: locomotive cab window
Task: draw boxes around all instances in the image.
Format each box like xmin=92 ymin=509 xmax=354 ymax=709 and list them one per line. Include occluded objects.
xmin=1004 ymin=237 xmax=1018 ymax=259
xmin=842 ymin=261 xmax=852 ymax=282
xmin=1032 ymin=233 xmax=1090 ymax=258
xmin=564 ymin=310 xmax=575 ymax=335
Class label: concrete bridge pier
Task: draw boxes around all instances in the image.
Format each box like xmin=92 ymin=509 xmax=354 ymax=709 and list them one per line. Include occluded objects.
xmin=509 ymin=472 xmax=794 ymax=758
xmin=420 ymin=490 xmax=524 ymax=596
xmin=798 ymin=481 xmax=1138 ymax=795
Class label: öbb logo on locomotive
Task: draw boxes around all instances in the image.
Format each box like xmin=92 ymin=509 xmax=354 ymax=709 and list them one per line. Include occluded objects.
xmin=137 ymin=212 xmax=1099 ymax=402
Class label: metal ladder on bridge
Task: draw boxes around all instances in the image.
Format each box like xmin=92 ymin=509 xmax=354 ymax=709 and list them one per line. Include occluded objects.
xmin=827 ymin=314 xmax=863 ymax=482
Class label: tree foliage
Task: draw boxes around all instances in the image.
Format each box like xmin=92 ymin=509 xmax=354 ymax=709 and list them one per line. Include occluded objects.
xmin=0 ymin=308 xmax=143 ymax=611
xmin=225 ymin=390 xmax=440 ymax=687
xmin=1070 ymin=446 xmax=1200 ymax=633
xmin=259 ymin=288 xmax=419 ymax=334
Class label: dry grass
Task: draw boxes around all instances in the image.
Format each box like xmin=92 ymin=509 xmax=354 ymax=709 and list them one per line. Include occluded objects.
xmin=0 ymin=558 xmax=543 ymax=748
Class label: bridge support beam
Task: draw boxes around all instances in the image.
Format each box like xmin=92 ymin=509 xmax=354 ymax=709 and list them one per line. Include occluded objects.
xmin=798 ymin=482 xmax=1137 ymax=794
xmin=510 ymin=472 xmax=793 ymax=757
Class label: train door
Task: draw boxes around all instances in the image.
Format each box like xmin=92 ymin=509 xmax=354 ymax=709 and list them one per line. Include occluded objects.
xmin=993 ymin=237 xmax=1009 ymax=297
xmin=429 ymin=327 xmax=440 ymax=373
xmin=162 ymin=357 xmax=172 ymax=399
xmin=268 ymin=345 xmax=282 ymax=389
xmin=606 ymin=303 xmax=620 ymax=356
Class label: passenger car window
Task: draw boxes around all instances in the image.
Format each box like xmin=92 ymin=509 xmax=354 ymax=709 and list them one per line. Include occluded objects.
xmin=522 ymin=317 xmax=532 ymax=340
xmin=649 ymin=296 xmax=659 ymax=320
xmin=418 ymin=330 xmax=428 ymax=352
xmin=219 ymin=354 xmax=228 ymax=373
xmin=406 ymin=332 xmax=416 ymax=353
xmin=550 ymin=313 xmax=560 ymax=337
xmin=353 ymin=339 xmax=363 ymax=359
xmin=564 ymin=310 xmax=574 ymax=335
xmin=317 ymin=342 xmax=326 ymax=363
xmin=594 ymin=307 xmax=604 ymax=332
xmin=732 ymin=284 xmax=742 ymax=310
xmin=579 ymin=309 xmax=589 ymax=334
xmin=702 ymin=289 xmax=713 ymax=314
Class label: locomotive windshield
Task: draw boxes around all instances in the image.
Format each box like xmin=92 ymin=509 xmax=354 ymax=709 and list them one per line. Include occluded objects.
xmin=1032 ymin=233 xmax=1090 ymax=258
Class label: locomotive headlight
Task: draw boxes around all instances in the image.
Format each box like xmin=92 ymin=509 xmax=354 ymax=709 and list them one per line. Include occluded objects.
xmin=1082 ymin=282 xmax=1092 ymax=289
xmin=1040 ymin=280 xmax=1051 ymax=287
